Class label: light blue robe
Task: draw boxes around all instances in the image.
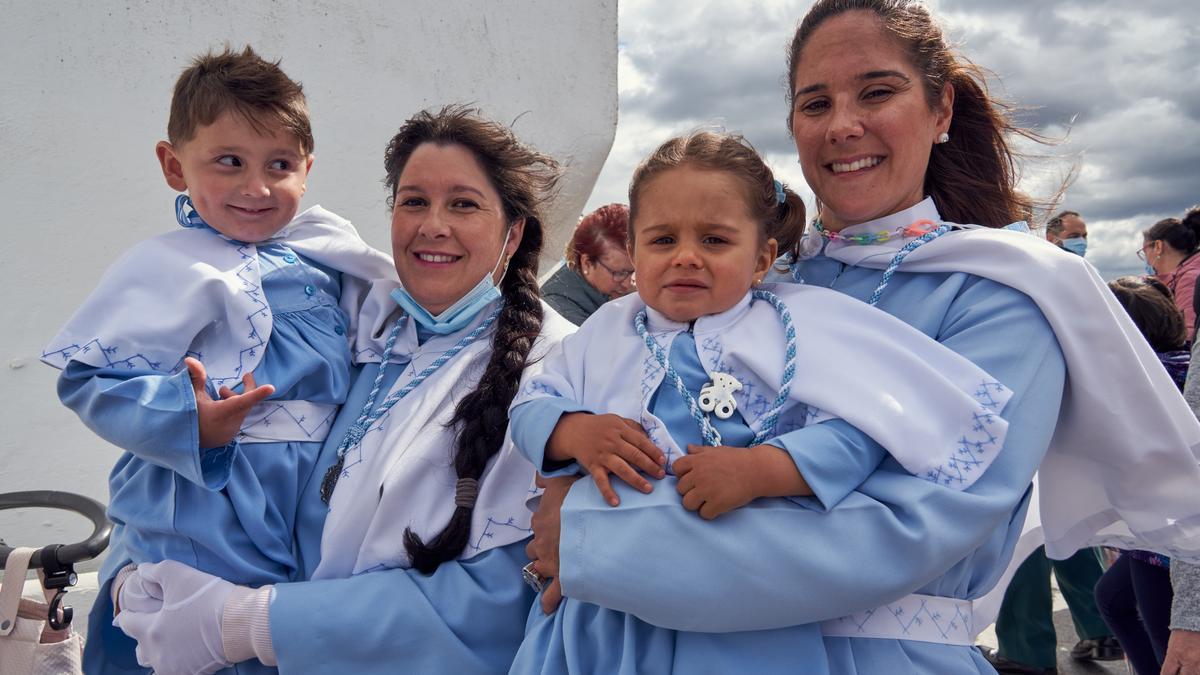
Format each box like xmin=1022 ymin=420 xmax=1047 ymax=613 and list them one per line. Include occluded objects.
xmin=68 ymin=265 xmax=539 ymax=674
xmin=65 ymin=244 xmax=351 ymax=675
xmin=508 ymin=243 xmax=1065 ymax=673
xmin=509 ymin=324 xmax=896 ymax=674
xmin=267 ymin=345 xmax=536 ymax=674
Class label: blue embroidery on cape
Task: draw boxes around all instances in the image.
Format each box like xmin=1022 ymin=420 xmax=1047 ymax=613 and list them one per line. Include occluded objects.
xmin=41 ymin=244 xmax=270 ymax=388
xmin=468 ymin=516 xmax=533 ymax=551
xmin=922 ymin=379 xmax=1009 ymax=486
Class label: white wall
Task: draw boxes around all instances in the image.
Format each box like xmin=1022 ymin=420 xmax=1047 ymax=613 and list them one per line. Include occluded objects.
xmin=0 ymin=0 xmax=617 ymax=559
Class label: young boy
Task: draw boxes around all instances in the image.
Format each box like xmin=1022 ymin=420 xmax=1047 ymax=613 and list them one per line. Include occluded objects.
xmin=41 ymin=46 xmax=394 ymax=674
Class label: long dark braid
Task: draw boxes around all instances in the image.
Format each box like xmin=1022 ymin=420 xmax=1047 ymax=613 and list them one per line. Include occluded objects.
xmin=382 ymin=105 xmax=560 ymax=573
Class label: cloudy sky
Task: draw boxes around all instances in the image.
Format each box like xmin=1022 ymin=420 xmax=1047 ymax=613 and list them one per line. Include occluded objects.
xmin=583 ymin=0 xmax=1200 ymax=280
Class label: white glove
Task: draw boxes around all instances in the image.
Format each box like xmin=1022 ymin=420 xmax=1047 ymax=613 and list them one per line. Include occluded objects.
xmin=114 ymin=560 xmax=235 ymax=675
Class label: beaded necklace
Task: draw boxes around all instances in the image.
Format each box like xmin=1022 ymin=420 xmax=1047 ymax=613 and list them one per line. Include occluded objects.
xmin=319 ymin=305 xmax=502 ymax=503
xmin=807 ymin=217 xmax=953 ymax=306
xmin=634 ymin=289 xmax=797 ymax=447
xmin=813 ymin=217 xmax=939 ymax=245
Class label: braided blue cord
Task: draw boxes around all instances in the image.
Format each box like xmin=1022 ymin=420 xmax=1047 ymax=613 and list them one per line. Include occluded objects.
xmin=867 ymin=224 xmax=952 ymax=306
xmin=749 ymin=289 xmax=796 ymax=445
xmin=634 ymin=312 xmax=723 ymax=446
xmin=634 ymin=291 xmax=799 ymax=447
xmin=175 ymin=194 xmax=207 ymax=229
xmin=335 ymin=304 xmax=503 ymax=460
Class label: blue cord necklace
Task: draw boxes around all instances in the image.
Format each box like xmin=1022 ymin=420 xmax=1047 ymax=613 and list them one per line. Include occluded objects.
xmin=634 ymin=289 xmax=797 ymax=447
xmin=319 ymin=304 xmax=502 ymax=503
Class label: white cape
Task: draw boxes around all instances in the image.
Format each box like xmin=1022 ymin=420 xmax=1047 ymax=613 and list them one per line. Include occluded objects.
xmin=41 ymin=206 xmax=398 ymax=384
xmin=801 ymin=198 xmax=1200 ymax=631
xmin=313 ymin=302 xmax=576 ymax=578
xmin=513 ymin=285 xmax=1013 ymax=492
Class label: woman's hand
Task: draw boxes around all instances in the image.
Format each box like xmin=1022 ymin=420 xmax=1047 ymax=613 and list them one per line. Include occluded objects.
xmin=546 ymin=412 xmax=665 ymax=506
xmin=526 ymin=474 xmax=580 ymax=614
xmin=674 ymin=444 xmax=812 ymax=520
xmin=185 ymin=357 xmax=275 ymax=448
xmin=115 ymin=560 xmax=237 ymax=675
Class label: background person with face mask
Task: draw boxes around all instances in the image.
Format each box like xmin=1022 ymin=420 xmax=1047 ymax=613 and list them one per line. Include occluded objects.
xmin=1046 ymin=210 xmax=1088 ymax=257
xmin=1140 ymin=212 xmax=1200 ymax=341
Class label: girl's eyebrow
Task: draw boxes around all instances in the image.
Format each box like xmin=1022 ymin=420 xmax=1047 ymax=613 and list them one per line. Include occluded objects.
xmin=794 ymin=70 xmax=910 ymax=97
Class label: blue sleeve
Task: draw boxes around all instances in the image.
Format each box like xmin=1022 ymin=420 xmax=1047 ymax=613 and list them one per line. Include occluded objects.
xmin=510 ymin=398 xmax=591 ymax=476
xmin=56 ymin=361 xmax=234 ymax=489
xmin=766 ymin=418 xmax=888 ymax=511
xmin=558 ymin=280 xmax=1065 ymax=632
xmin=269 ymin=541 xmax=534 ymax=675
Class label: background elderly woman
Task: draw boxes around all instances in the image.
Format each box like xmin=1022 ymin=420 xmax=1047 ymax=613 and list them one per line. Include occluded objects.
xmin=541 ymin=203 xmax=634 ymax=324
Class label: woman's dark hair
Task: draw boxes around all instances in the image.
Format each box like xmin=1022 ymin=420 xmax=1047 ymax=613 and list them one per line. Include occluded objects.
xmin=1108 ymin=276 xmax=1187 ymax=352
xmin=566 ymin=203 xmax=630 ymax=269
xmin=1143 ymin=216 xmax=1200 ymax=256
xmin=627 ymin=130 xmax=806 ymax=256
xmin=382 ymin=104 xmax=561 ymax=573
xmin=785 ymin=0 xmax=1043 ymax=239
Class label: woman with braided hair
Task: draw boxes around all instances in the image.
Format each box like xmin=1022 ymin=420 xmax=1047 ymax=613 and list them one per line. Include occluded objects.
xmin=112 ymin=105 xmax=575 ymax=675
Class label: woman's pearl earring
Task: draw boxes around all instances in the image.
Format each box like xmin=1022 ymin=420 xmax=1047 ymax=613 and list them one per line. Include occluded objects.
xmin=936 ymin=132 xmax=950 ymax=144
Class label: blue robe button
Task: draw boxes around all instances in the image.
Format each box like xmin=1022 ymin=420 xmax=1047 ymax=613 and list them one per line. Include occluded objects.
xmin=334 ymin=324 xmax=345 ymax=335
xmin=304 ymin=285 xmax=316 ymax=296
xmin=283 ymin=253 xmax=297 ymax=264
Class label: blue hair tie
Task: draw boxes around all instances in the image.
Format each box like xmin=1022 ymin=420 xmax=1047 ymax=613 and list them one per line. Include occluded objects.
xmin=774 ymin=179 xmax=786 ymax=206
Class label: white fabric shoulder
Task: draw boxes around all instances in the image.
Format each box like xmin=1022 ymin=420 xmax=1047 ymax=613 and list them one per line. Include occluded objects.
xmin=41 ymin=206 xmax=397 ymax=385
xmin=822 ymin=213 xmax=1200 ymax=563
xmin=515 ymin=285 xmax=1012 ymax=490
xmin=313 ymin=300 xmax=573 ymax=579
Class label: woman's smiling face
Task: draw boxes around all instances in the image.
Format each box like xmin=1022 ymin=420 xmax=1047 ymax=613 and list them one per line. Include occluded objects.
xmin=790 ymin=10 xmax=952 ymax=231
xmin=390 ymin=142 xmax=521 ymax=315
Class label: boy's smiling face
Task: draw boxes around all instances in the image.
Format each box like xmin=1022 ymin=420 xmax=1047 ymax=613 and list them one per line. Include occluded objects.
xmin=156 ymin=111 xmax=313 ymax=242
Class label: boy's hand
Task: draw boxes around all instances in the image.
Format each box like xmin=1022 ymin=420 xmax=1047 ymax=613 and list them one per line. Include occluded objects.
xmin=546 ymin=412 xmax=666 ymax=507
xmin=674 ymin=444 xmax=763 ymax=520
xmin=185 ymin=357 xmax=275 ymax=449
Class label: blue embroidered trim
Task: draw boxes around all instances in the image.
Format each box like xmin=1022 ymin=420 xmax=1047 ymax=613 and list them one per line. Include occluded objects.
xmin=467 ymin=516 xmax=533 ymax=551
xmin=922 ymin=379 xmax=1008 ymax=486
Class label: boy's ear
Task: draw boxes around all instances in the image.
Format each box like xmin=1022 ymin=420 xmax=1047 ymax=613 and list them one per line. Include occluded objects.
xmin=156 ymin=141 xmax=188 ymax=192
xmin=301 ymin=154 xmax=315 ymax=195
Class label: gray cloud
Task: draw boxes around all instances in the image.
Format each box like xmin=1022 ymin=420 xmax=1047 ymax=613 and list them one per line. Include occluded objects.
xmin=585 ymin=0 xmax=1200 ymax=279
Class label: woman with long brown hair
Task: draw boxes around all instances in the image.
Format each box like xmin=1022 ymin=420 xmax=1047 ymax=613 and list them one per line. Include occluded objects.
xmin=521 ymin=2 xmax=1200 ymax=673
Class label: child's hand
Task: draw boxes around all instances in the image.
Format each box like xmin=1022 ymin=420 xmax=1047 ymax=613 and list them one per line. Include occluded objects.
xmin=185 ymin=357 xmax=275 ymax=449
xmin=674 ymin=444 xmax=764 ymax=520
xmin=546 ymin=412 xmax=667 ymax=507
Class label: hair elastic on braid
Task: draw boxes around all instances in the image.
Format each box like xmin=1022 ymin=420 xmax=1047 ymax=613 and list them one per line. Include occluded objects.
xmin=454 ymin=478 xmax=480 ymax=508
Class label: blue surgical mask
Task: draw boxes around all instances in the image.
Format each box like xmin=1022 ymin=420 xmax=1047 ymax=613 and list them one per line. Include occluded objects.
xmin=1145 ymin=262 xmax=1157 ymax=276
xmin=389 ymin=229 xmax=512 ymax=335
xmin=1060 ymin=237 xmax=1087 ymax=257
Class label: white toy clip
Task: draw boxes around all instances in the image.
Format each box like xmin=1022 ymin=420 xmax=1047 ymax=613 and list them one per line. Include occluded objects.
xmin=698 ymin=372 xmax=742 ymax=420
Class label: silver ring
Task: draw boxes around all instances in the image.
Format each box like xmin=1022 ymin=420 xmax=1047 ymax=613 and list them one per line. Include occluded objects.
xmin=522 ymin=561 xmax=546 ymax=593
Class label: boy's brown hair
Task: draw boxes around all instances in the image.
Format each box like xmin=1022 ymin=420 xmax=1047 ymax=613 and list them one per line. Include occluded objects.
xmin=168 ymin=45 xmax=313 ymax=153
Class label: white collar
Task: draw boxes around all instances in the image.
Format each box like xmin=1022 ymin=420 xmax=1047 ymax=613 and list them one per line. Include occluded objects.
xmin=829 ymin=197 xmax=942 ymax=240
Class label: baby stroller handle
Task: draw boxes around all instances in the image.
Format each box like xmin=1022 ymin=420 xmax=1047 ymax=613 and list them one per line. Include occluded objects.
xmin=0 ymin=491 xmax=111 ymax=570
xmin=0 ymin=491 xmax=111 ymax=630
